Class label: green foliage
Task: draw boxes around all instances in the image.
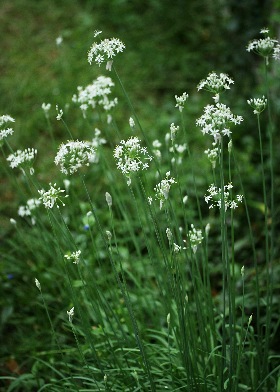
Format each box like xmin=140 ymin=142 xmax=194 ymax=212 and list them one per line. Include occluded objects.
xmin=1 ymin=1 xmax=280 ymax=391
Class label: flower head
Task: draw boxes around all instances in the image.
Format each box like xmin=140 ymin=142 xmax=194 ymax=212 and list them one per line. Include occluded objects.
xmin=64 ymin=250 xmax=81 ymax=264
xmin=175 ymin=92 xmax=188 ymax=112
xmin=204 ymin=143 xmax=220 ymax=168
xmin=88 ymin=37 xmax=125 ymax=68
xmin=247 ymin=29 xmax=279 ymax=63
xmin=18 ymin=198 xmax=41 ymax=225
xmin=67 ymin=307 xmax=74 ymax=323
xmin=188 ymin=224 xmax=204 ymax=253
xmin=114 ymin=137 xmax=152 ymax=185
xmin=204 ymin=183 xmax=243 ymax=211
xmin=196 ymin=103 xmax=243 ymax=143
xmin=72 ymin=76 xmax=118 ymax=116
xmin=38 ymin=183 xmax=68 ymax=209
xmin=55 ymin=140 xmax=96 ymax=175
xmin=7 ymin=148 xmax=37 ymax=174
xmin=0 ymin=115 xmax=15 ymax=145
xmin=152 ymin=171 xmax=176 ymax=210
xmin=197 ymin=72 xmax=234 ymax=94
xmin=247 ymin=96 xmax=267 ymax=115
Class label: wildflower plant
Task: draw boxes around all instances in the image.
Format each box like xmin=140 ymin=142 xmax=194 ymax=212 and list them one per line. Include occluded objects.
xmin=247 ymin=28 xmax=279 ymax=64
xmin=3 ymin=24 xmax=279 ymax=392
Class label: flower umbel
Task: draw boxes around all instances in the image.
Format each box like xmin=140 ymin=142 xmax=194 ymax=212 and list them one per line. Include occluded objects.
xmin=55 ymin=140 xmax=96 ymax=175
xmin=175 ymin=92 xmax=188 ymax=112
xmin=38 ymin=183 xmax=68 ymax=209
xmin=247 ymin=29 xmax=278 ymax=62
xmin=152 ymin=171 xmax=176 ymax=210
xmin=0 ymin=114 xmax=15 ymax=145
xmin=7 ymin=148 xmax=37 ymax=174
xmin=188 ymin=224 xmax=204 ymax=253
xmin=247 ymin=96 xmax=267 ymax=115
xmin=197 ymin=72 xmax=234 ymax=94
xmin=88 ymin=37 xmax=125 ymax=67
xmin=72 ymin=76 xmax=118 ymax=116
xmin=64 ymin=250 xmax=81 ymax=265
xmin=67 ymin=307 xmax=74 ymax=323
xmin=204 ymin=183 xmax=243 ymax=210
xmin=196 ymin=103 xmax=243 ymax=143
xmin=114 ymin=137 xmax=152 ymax=185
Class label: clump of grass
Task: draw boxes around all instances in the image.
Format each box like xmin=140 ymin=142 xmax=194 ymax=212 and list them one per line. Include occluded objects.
xmin=1 ymin=29 xmax=279 ymax=391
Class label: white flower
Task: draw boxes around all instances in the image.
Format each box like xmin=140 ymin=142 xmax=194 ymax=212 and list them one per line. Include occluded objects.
xmin=55 ymin=140 xmax=96 ymax=175
xmin=197 ymin=72 xmax=234 ymax=94
xmin=173 ymin=243 xmax=181 ymax=253
xmin=18 ymin=198 xmax=41 ymax=224
xmin=10 ymin=218 xmax=17 ymax=225
xmin=114 ymin=137 xmax=152 ymax=184
xmin=88 ymin=37 xmax=125 ymax=66
xmin=105 ymin=192 xmax=112 ymax=207
xmin=56 ymin=36 xmax=63 ymax=46
xmin=94 ymin=30 xmax=102 ymax=38
xmin=175 ymin=92 xmax=188 ymax=112
xmin=0 ymin=127 xmax=14 ymax=142
xmin=154 ymin=172 xmax=176 ymax=210
xmin=35 ymin=278 xmax=41 ymax=291
xmin=7 ymin=148 xmax=37 ymax=173
xmin=196 ymin=103 xmax=243 ymax=143
xmin=204 ymin=143 xmax=220 ymax=168
xmin=129 ymin=117 xmax=135 ymax=129
xmin=72 ymin=76 xmax=118 ymax=115
xmin=188 ymin=224 xmax=204 ymax=253
xmin=247 ymin=29 xmax=279 ymax=63
xmin=64 ymin=250 xmax=81 ymax=264
xmin=67 ymin=307 xmax=74 ymax=323
xmin=247 ymin=96 xmax=267 ymax=115
xmin=42 ymin=103 xmax=51 ymax=118
xmin=0 ymin=114 xmax=15 ymax=127
xmin=166 ymin=228 xmax=173 ymax=242
xmin=56 ymin=105 xmax=63 ymax=120
xmin=170 ymin=123 xmax=179 ymax=140
xmin=38 ymin=183 xmax=68 ymax=209
xmin=204 ymin=183 xmax=243 ymax=210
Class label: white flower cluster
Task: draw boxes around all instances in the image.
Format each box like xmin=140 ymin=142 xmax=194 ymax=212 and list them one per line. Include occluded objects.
xmin=175 ymin=92 xmax=188 ymax=112
xmin=204 ymin=183 xmax=243 ymax=210
xmin=152 ymin=139 xmax=162 ymax=160
xmin=247 ymin=96 xmax=267 ymax=115
xmin=197 ymin=72 xmax=234 ymax=94
xmin=170 ymin=143 xmax=187 ymax=165
xmin=42 ymin=103 xmax=51 ymax=118
xmin=38 ymin=183 xmax=68 ymax=209
xmin=72 ymin=76 xmax=118 ymax=116
xmin=64 ymin=250 xmax=81 ymax=264
xmin=170 ymin=123 xmax=179 ymax=141
xmin=7 ymin=148 xmax=37 ymax=174
xmin=67 ymin=307 xmax=74 ymax=323
xmin=204 ymin=143 xmax=220 ymax=168
xmin=188 ymin=224 xmax=204 ymax=253
xmin=87 ymin=37 xmax=125 ymax=67
xmin=55 ymin=140 xmax=96 ymax=175
xmin=247 ymin=29 xmax=279 ymax=61
xmin=114 ymin=137 xmax=152 ymax=185
xmin=0 ymin=115 xmax=15 ymax=144
xmin=148 ymin=171 xmax=176 ymax=210
xmin=18 ymin=198 xmax=41 ymax=225
xmin=196 ymin=103 xmax=243 ymax=143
